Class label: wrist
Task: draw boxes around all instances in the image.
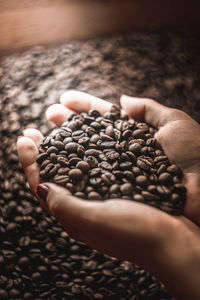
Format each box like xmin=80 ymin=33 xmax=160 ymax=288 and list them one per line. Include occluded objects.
xmin=153 ymin=218 xmax=200 ymax=300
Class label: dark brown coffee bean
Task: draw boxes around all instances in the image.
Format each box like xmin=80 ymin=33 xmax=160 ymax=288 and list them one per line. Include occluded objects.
xmin=89 ymin=168 xmax=101 ymax=176
xmin=133 ymin=194 xmax=144 ymax=202
xmin=124 ymin=170 xmax=135 ymax=181
xmin=141 ymin=191 xmax=156 ymax=201
xmin=88 ymin=192 xmax=102 ymax=200
xmin=67 ymin=120 xmax=79 ymax=130
xmin=167 ymin=164 xmax=183 ymax=177
xmin=137 ymin=158 xmax=151 ymax=171
xmin=105 ymin=125 xmax=115 ymax=137
xmin=54 ymin=141 xmax=64 ymax=151
xmin=88 ymin=109 xmax=100 ymax=118
xmin=100 ymin=141 xmax=116 ymax=149
xmin=76 ymin=161 xmax=90 ymax=173
xmin=48 ymin=165 xmax=58 ymax=177
xmin=126 ymin=151 xmax=136 ymax=163
xmin=49 ymin=152 xmax=57 ymax=163
xmin=102 ymin=172 xmax=115 ymax=186
xmin=74 ymin=192 xmax=86 ymax=199
xmin=86 ymin=156 xmax=98 ymax=168
xmin=69 ymin=169 xmax=83 ymax=181
xmin=57 ymin=156 xmax=69 ymax=167
xmin=0 ymin=289 xmax=8 ymax=299
xmin=132 ymin=167 xmax=142 ymax=176
xmin=136 ymin=175 xmax=148 ymax=187
xmin=157 ymin=185 xmax=171 ymax=197
xmin=120 ymin=183 xmax=133 ymax=195
xmin=105 ymin=151 xmax=120 ymax=161
xmin=133 ymin=129 xmax=145 ymax=139
xmin=90 ymin=134 xmax=100 ymax=143
xmin=136 ymin=122 xmax=149 ymax=132
xmin=57 ymin=167 xmax=70 ymax=175
xmin=36 ymin=153 xmax=48 ymax=164
xmin=54 ymin=175 xmax=69 ymax=184
xmin=78 ymin=136 xmax=90 ymax=145
xmin=119 ymin=162 xmax=132 ymax=170
xmin=154 ymin=155 xmax=168 ymax=164
xmin=47 ymin=146 xmax=58 ymax=155
xmin=157 ymin=164 xmax=167 ymax=175
xmin=147 ymin=185 xmax=157 ymax=194
xmin=85 ymin=149 xmax=100 ymax=157
xmin=100 ymin=161 xmax=113 ymax=171
xmin=146 ymin=138 xmax=156 ymax=146
xmin=158 ymin=172 xmax=173 ymax=185
xmin=89 ymin=177 xmax=102 ymax=187
xmin=65 ymin=142 xmax=79 ymax=153
xmin=40 ymin=159 xmax=50 ymax=169
xmin=69 ymin=157 xmax=82 ymax=166
xmin=63 ymin=137 xmax=73 ymax=144
xmin=77 ymin=145 xmax=85 ymax=157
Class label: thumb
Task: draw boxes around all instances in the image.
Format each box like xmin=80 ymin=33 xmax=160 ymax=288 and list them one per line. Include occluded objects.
xmin=36 ymin=183 xmax=100 ymax=244
xmin=120 ymin=95 xmax=190 ymax=129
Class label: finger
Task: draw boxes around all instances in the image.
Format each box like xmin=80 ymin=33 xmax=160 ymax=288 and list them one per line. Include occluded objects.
xmin=17 ymin=137 xmax=40 ymax=193
xmin=46 ymin=104 xmax=75 ymax=126
xmin=36 ymin=182 xmax=174 ymax=265
xmin=120 ymin=95 xmax=191 ymax=128
xmin=23 ymin=128 xmax=44 ymax=148
xmin=60 ymin=90 xmax=112 ymax=115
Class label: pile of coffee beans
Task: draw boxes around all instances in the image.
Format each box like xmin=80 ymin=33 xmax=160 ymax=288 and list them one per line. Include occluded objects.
xmin=37 ymin=105 xmax=186 ymax=215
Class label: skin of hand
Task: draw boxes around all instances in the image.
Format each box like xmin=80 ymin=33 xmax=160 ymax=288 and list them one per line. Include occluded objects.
xmin=17 ymin=91 xmax=200 ymax=300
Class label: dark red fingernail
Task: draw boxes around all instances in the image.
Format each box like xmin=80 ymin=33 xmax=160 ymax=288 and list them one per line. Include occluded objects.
xmin=36 ymin=184 xmax=49 ymax=202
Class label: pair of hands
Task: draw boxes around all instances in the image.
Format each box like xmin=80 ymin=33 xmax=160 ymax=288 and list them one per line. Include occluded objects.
xmin=17 ymin=91 xmax=200 ymax=299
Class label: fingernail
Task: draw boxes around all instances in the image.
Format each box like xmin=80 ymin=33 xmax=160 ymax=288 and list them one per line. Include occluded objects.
xmin=36 ymin=184 xmax=49 ymax=202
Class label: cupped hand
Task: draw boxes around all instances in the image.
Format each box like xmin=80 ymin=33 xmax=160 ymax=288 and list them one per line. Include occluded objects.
xmin=17 ymin=91 xmax=200 ymax=300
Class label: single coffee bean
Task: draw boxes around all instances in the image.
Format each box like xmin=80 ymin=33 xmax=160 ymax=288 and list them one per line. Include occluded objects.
xmin=89 ymin=177 xmax=102 ymax=187
xmin=88 ymin=192 xmax=102 ymax=200
xmin=120 ymin=183 xmax=133 ymax=195
xmin=85 ymin=149 xmax=101 ymax=157
xmin=47 ymin=146 xmax=58 ymax=155
xmin=76 ymin=161 xmax=90 ymax=173
xmin=86 ymin=156 xmax=98 ymax=168
xmin=90 ymin=134 xmax=100 ymax=143
xmin=36 ymin=153 xmax=48 ymax=164
xmin=69 ymin=169 xmax=83 ymax=181
xmin=158 ymin=172 xmax=173 ymax=185
xmin=65 ymin=142 xmax=79 ymax=153
xmin=136 ymin=175 xmax=148 ymax=187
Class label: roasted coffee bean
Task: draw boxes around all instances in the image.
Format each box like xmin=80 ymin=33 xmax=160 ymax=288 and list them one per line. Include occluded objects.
xmin=65 ymin=142 xmax=79 ymax=153
xmin=36 ymin=153 xmax=48 ymax=164
xmin=54 ymin=141 xmax=65 ymax=151
xmin=136 ymin=175 xmax=148 ymax=187
xmin=133 ymin=129 xmax=145 ymax=139
xmin=85 ymin=149 xmax=100 ymax=157
xmin=158 ymin=172 xmax=173 ymax=185
xmin=133 ymin=194 xmax=145 ymax=202
xmin=88 ymin=192 xmax=102 ymax=200
xmin=78 ymin=136 xmax=90 ymax=145
xmin=120 ymin=183 xmax=133 ymax=195
xmin=50 ymin=152 xmax=57 ymax=163
xmin=47 ymin=146 xmax=58 ymax=155
xmin=86 ymin=156 xmax=98 ymax=168
xmin=69 ymin=169 xmax=83 ymax=181
xmin=119 ymin=162 xmax=132 ymax=170
xmin=105 ymin=125 xmax=115 ymax=137
xmin=76 ymin=161 xmax=90 ymax=173
xmin=54 ymin=175 xmax=69 ymax=184
xmin=69 ymin=157 xmax=82 ymax=166
xmin=88 ymin=109 xmax=100 ymax=118
xmin=102 ymin=172 xmax=115 ymax=186
xmin=57 ymin=156 xmax=69 ymax=167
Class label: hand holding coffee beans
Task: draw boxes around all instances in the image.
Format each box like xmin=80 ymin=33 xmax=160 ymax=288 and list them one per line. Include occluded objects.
xmin=36 ymin=101 xmax=186 ymax=215
xmin=17 ymin=91 xmax=200 ymax=300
